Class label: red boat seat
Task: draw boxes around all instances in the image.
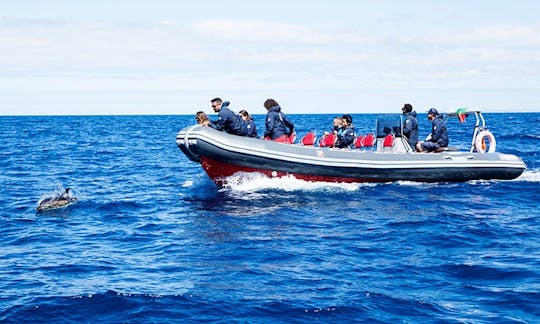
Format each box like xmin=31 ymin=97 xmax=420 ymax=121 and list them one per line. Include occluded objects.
xmin=288 ymin=132 xmax=296 ymax=144
xmin=353 ymin=135 xmax=365 ymax=148
xmin=301 ymin=131 xmax=316 ymax=145
xmin=363 ymin=133 xmax=375 ymax=147
xmin=383 ymin=133 xmax=394 ymax=147
xmin=318 ymin=133 xmax=337 ymax=147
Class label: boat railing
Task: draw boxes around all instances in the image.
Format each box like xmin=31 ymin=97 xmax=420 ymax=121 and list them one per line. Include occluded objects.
xmin=444 ymin=110 xmax=494 ymax=153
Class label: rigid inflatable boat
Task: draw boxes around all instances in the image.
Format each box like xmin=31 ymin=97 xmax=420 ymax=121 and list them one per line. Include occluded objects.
xmin=176 ymin=112 xmax=526 ymax=185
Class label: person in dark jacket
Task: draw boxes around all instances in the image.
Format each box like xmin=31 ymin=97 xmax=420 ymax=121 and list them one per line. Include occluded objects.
xmin=336 ymin=114 xmax=355 ymax=148
xmin=401 ymin=103 xmax=418 ymax=151
xmin=417 ymin=108 xmax=449 ymax=152
xmin=239 ymin=109 xmax=259 ymax=138
xmin=263 ymin=99 xmax=294 ymax=142
xmin=208 ymin=98 xmax=248 ymax=136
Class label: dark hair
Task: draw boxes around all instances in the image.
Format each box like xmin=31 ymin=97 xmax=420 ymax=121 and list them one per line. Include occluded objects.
xmin=239 ymin=109 xmax=251 ymax=120
xmin=402 ymin=103 xmax=413 ymax=113
xmin=428 ymin=107 xmax=439 ymax=116
xmin=263 ymin=98 xmax=279 ymax=110
xmin=342 ymin=114 xmax=352 ymax=125
xmin=211 ymin=97 xmax=222 ymax=104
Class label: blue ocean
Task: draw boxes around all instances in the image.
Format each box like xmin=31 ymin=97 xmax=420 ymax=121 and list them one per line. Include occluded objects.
xmin=1 ymin=112 xmax=539 ymax=323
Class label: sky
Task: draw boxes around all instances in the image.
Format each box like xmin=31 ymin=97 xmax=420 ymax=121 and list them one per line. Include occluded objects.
xmin=1 ymin=0 xmax=540 ymax=115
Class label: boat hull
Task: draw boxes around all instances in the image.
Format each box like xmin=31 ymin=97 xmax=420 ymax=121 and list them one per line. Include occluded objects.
xmin=176 ymin=125 xmax=526 ymax=185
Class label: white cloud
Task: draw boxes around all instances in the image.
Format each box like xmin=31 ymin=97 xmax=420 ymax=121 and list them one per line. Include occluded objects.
xmin=192 ymin=18 xmax=379 ymax=45
xmin=0 ymin=17 xmax=539 ymax=114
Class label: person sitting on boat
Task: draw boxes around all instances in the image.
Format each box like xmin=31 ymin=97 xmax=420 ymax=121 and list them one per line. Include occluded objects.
xmin=401 ymin=103 xmax=418 ymax=151
xmin=208 ymin=97 xmax=248 ymax=136
xmin=239 ymin=109 xmax=259 ymax=138
xmin=330 ymin=116 xmax=343 ymax=133
xmin=334 ymin=114 xmax=355 ymax=148
xmin=195 ymin=111 xmax=210 ymax=126
xmin=416 ymin=108 xmax=449 ymax=152
xmin=263 ymin=98 xmax=295 ymax=143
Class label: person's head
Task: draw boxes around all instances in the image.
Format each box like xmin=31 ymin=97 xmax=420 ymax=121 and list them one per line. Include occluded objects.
xmin=333 ymin=117 xmax=344 ymax=128
xmin=342 ymin=114 xmax=352 ymax=126
xmin=196 ymin=111 xmax=209 ymax=125
xmin=402 ymin=103 xmax=413 ymax=114
xmin=239 ymin=109 xmax=251 ymax=121
xmin=263 ymin=98 xmax=279 ymax=110
xmin=427 ymin=107 xmax=438 ymax=121
xmin=210 ymin=97 xmax=223 ymax=112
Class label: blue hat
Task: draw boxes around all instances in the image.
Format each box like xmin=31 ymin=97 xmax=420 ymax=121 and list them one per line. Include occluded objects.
xmin=428 ymin=108 xmax=438 ymax=115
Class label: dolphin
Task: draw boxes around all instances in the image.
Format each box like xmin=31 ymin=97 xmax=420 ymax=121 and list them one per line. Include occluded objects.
xmin=37 ymin=188 xmax=77 ymax=211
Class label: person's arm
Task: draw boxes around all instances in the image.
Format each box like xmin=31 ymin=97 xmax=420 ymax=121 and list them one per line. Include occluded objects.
xmin=343 ymin=128 xmax=355 ymax=146
xmin=283 ymin=114 xmax=294 ymax=135
xmin=403 ymin=117 xmax=413 ymax=137
xmin=264 ymin=112 xmax=274 ymax=138
xmin=430 ymin=119 xmax=442 ymax=142
xmin=209 ymin=111 xmax=226 ymax=131
xmin=246 ymin=121 xmax=257 ymax=137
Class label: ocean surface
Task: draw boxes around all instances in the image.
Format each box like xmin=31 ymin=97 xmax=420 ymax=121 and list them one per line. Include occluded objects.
xmin=1 ymin=112 xmax=539 ymax=323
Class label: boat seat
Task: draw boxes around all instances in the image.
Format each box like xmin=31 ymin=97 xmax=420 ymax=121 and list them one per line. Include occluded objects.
xmin=288 ymin=132 xmax=296 ymax=144
xmin=318 ymin=133 xmax=337 ymax=147
xmin=383 ymin=133 xmax=394 ymax=147
xmin=353 ymin=135 xmax=365 ymax=148
xmin=363 ymin=133 xmax=375 ymax=147
xmin=300 ymin=131 xmax=316 ymax=145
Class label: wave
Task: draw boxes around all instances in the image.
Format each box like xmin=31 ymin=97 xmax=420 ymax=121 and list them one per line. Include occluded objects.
xmin=6 ymin=288 xmax=535 ymax=323
xmin=0 ymin=290 xmax=447 ymax=323
xmin=220 ymin=172 xmax=376 ymax=193
xmin=512 ymin=169 xmax=540 ymax=182
xmin=496 ymin=133 xmax=540 ymax=140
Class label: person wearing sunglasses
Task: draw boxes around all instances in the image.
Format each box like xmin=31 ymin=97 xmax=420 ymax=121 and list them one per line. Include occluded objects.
xmin=208 ymin=97 xmax=248 ymax=136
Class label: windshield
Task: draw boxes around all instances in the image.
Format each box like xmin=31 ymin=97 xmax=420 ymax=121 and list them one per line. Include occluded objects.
xmin=375 ymin=115 xmax=403 ymax=138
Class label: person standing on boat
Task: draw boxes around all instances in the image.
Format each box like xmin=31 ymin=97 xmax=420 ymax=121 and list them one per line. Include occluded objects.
xmin=416 ymin=108 xmax=448 ymax=152
xmin=208 ymin=98 xmax=248 ymax=136
xmin=263 ymin=99 xmax=295 ymax=143
xmin=239 ymin=109 xmax=259 ymax=138
xmin=401 ymin=103 xmax=418 ymax=151
xmin=335 ymin=114 xmax=355 ymax=148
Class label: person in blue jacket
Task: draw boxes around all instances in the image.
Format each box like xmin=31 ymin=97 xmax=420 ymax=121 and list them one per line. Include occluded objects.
xmin=208 ymin=98 xmax=248 ymax=136
xmin=401 ymin=103 xmax=418 ymax=151
xmin=335 ymin=114 xmax=355 ymax=148
xmin=239 ymin=109 xmax=259 ymax=138
xmin=263 ymin=99 xmax=294 ymax=142
xmin=417 ymin=108 xmax=449 ymax=152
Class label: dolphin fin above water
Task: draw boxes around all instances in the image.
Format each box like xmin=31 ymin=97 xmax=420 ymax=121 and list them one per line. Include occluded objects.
xmin=36 ymin=188 xmax=77 ymax=211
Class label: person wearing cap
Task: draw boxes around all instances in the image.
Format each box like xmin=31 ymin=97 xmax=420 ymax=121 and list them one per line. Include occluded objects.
xmin=336 ymin=114 xmax=356 ymax=148
xmin=416 ymin=108 xmax=449 ymax=152
xmin=208 ymin=97 xmax=248 ymax=136
xmin=401 ymin=104 xmax=418 ymax=151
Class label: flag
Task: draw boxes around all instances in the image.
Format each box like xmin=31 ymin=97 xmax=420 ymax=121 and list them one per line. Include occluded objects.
xmin=456 ymin=108 xmax=467 ymax=123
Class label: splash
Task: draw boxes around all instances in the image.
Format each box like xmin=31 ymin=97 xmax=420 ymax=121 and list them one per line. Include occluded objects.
xmin=394 ymin=180 xmax=450 ymax=188
xmin=513 ymin=169 xmax=540 ymax=182
xmin=36 ymin=184 xmax=78 ymax=211
xmin=219 ymin=172 xmax=375 ymax=192
xmin=38 ymin=183 xmax=74 ymax=202
xmin=182 ymin=180 xmax=194 ymax=187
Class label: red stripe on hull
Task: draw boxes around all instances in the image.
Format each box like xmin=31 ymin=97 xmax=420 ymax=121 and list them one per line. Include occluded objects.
xmin=199 ymin=156 xmax=374 ymax=185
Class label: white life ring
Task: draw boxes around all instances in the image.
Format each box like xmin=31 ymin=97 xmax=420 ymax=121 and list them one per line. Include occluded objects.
xmin=475 ymin=130 xmax=496 ymax=153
